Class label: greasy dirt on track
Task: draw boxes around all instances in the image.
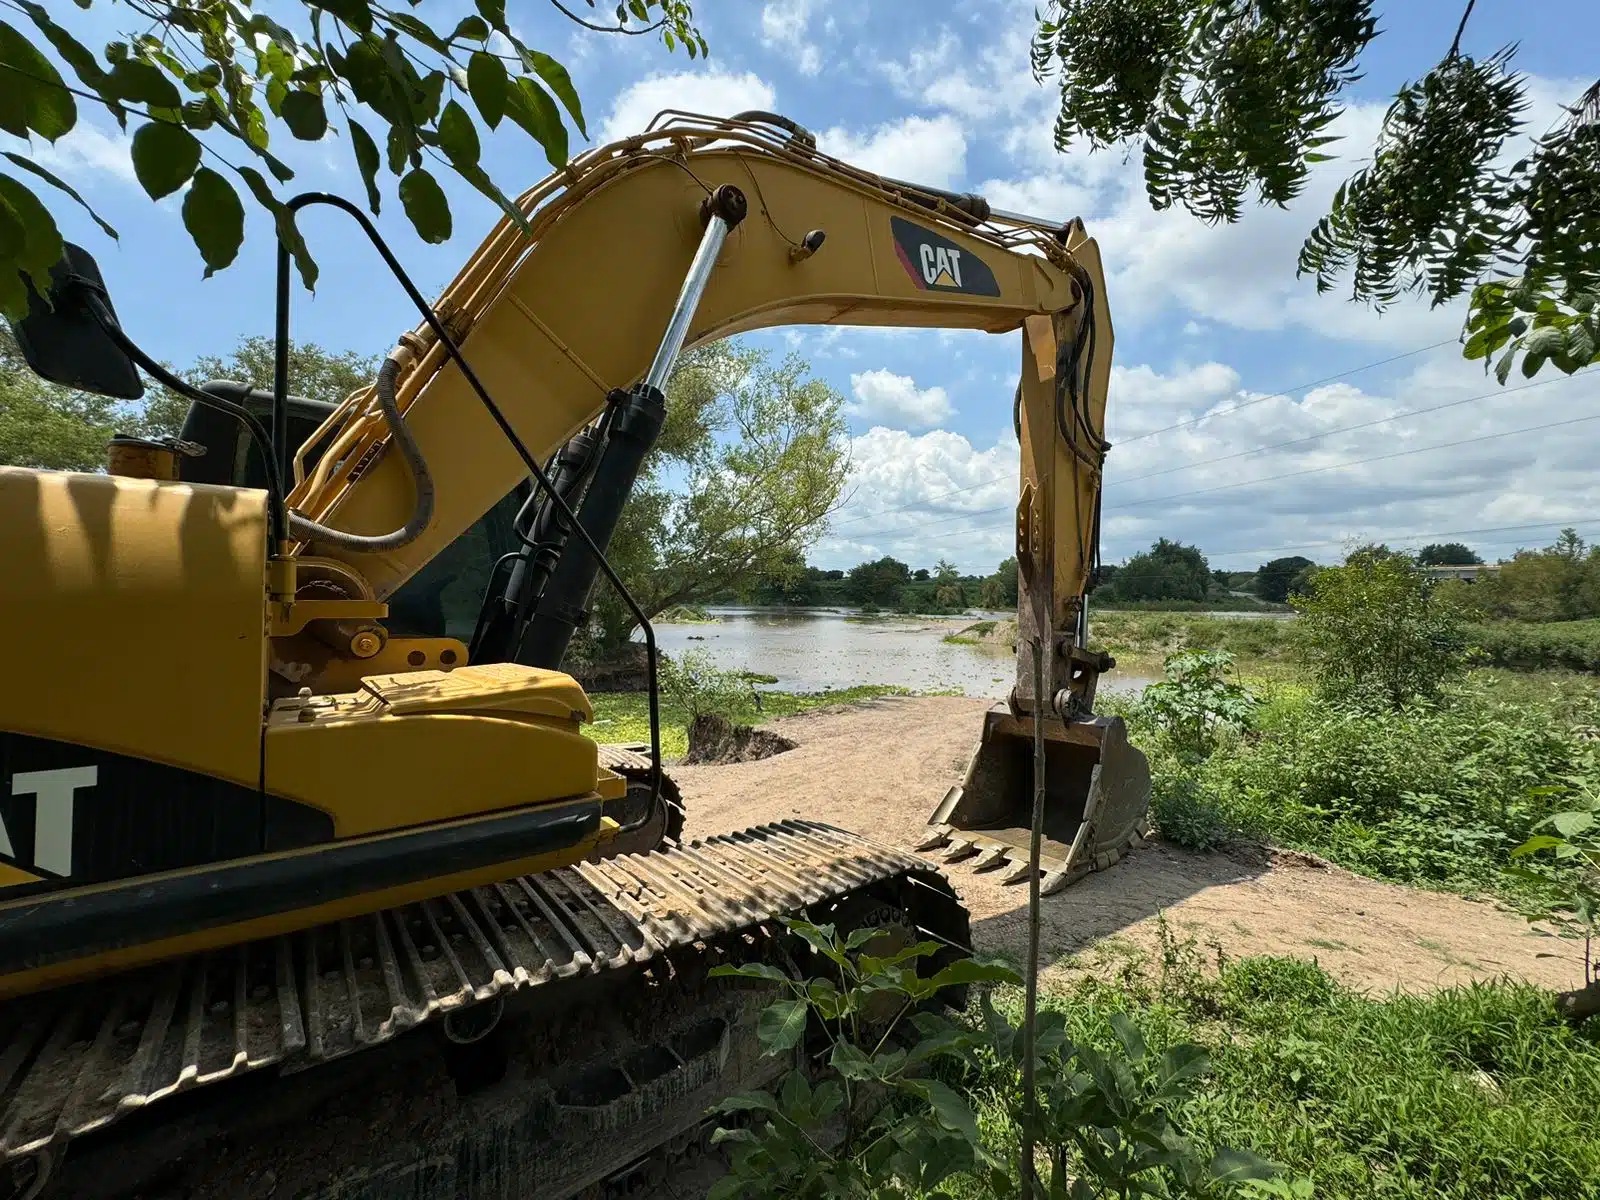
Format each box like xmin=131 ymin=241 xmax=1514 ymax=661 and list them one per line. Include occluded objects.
xmin=673 ymin=695 xmax=1587 ymax=997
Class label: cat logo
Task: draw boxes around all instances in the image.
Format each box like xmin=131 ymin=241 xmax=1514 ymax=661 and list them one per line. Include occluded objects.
xmin=2 ymin=765 xmax=93 ymax=876
xmin=890 ymin=216 xmax=1000 ymax=297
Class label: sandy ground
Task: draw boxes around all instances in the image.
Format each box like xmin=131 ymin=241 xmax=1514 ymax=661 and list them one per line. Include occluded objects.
xmin=672 ymin=695 xmax=1586 ymax=997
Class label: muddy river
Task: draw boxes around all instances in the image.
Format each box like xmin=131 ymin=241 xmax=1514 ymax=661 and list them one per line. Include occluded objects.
xmin=645 ymin=607 xmax=1163 ymax=700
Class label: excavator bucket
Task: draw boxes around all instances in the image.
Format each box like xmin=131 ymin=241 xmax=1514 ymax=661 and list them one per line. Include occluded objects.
xmin=919 ymin=704 xmax=1150 ymax=894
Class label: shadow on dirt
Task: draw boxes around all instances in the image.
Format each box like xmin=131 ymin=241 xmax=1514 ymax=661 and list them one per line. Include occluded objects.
xmin=958 ymin=838 xmax=1273 ymax=969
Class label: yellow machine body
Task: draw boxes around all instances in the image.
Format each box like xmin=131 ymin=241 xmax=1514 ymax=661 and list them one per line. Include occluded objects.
xmin=0 ymin=113 xmax=1144 ymax=1013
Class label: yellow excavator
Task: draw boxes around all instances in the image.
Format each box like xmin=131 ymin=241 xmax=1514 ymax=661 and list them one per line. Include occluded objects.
xmin=0 ymin=111 xmax=1147 ymax=1198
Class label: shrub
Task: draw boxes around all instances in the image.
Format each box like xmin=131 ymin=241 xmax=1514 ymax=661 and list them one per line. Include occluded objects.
xmin=658 ymin=649 xmax=758 ymax=724
xmin=1150 ymin=767 xmax=1233 ymax=851
xmin=1191 ymin=679 xmax=1589 ymax=894
xmin=1465 ymin=619 xmax=1600 ymax=673
xmin=1293 ymin=547 xmax=1471 ymax=709
xmin=1135 ymin=650 xmax=1262 ymax=760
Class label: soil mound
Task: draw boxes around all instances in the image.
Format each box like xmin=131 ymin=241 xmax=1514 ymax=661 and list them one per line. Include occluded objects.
xmin=685 ymin=713 xmax=797 ymax=765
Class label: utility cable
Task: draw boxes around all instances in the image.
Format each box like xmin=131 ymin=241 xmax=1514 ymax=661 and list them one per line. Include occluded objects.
xmin=1113 ymin=338 xmax=1458 ymax=445
xmin=1107 ymin=370 xmax=1581 ymax=488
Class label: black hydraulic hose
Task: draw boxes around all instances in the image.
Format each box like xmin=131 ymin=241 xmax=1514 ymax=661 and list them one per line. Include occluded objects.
xmin=284 ymin=355 xmax=437 ymax=552
xmin=279 ymin=192 xmax=664 ymax=822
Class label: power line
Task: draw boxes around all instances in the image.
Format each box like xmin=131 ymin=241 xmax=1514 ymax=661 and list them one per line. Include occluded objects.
xmin=1103 ymin=411 xmax=1600 ymax=513
xmin=1106 ymin=370 xmax=1581 ymax=489
xmin=1112 ymin=338 xmax=1458 ymax=445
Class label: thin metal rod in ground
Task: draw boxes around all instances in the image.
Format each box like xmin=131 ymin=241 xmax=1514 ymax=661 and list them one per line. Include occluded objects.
xmin=1020 ymin=635 xmax=1047 ymax=1193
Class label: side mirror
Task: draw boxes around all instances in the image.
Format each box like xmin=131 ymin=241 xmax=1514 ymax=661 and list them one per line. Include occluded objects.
xmin=9 ymin=242 xmax=144 ymax=400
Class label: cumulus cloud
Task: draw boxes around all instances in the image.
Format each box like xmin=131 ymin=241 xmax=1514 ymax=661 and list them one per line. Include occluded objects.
xmin=817 ymin=115 xmax=967 ymax=189
xmin=27 ymin=124 xmax=136 ymax=185
xmin=761 ymin=0 xmax=821 ymax=76
xmin=848 ymin=369 xmax=955 ymax=429
xmin=599 ymin=71 xmax=777 ymax=143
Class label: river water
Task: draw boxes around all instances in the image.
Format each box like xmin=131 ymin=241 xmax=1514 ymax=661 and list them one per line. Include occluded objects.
xmin=646 ymin=606 xmax=1169 ymax=700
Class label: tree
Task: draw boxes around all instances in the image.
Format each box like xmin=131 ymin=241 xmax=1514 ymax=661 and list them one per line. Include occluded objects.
xmin=1469 ymin=528 xmax=1600 ymax=623
xmin=1292 ymin=546 xmax=1469 ymax=710
xmin=0 ymin=2 xmax=705 ymax=319
xmin=845 ymin=556 xmax=912 ymax=608
xmin=586 ymin=340 xmax=850 ymax=649
xmin=1102 ymin=537 xmax=1211 ymax=602
xmin=1417 ymin=542 xmax=1483 ymax=566
xmin=980 ymin=556 xmax=1019 ymax=609
xmin=1031 ymin=2 xmax=1599 ymax=382
xmin=0 ymin=326 xmax=378 ymax=468
xmin=1254 ymin=555 xmax=1315 ymax=603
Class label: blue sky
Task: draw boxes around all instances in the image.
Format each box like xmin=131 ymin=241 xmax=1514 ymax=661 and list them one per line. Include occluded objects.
xmin=24 ymin=1 xmax=1600 ymax=574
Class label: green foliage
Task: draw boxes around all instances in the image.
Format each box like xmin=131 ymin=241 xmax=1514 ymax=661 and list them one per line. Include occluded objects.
xmin=1135 ymin=677 xmax=1598 ymax=899
xmin=1292 ymin=547 xmax=1469 ymax=710
xmin=1032 ymin=3 xmax=1600 ymax=381
xmin=1463 ymin=528 xmax=1600 ymax=624
xmin=0 ymin=1 xmax=706 ymax=314
xmin=1137 ymin=649 xmax=1260 ymax=760
xmin=1087 ymin=611 xmax=1299 ymax=662
xmin=972 ymin=989 xmax=1277 ymax=1199
xmin=1466 ymin=619 xmax=1600 ymax=673
xmin=706 ymin=919 xmax=1019 ymax=1200
xmin=1253 ymin=556 xmax=1314 ymax=604
xmin=587 ymin=341 xmax=849 ymax=651
xmin=1100 ymin=538 xmax=1213 ymax=603
xmin=976 ymin=935 xmax=1600 ymax=1200
xmin=980 ymin=556 xmax=1019 ymax=610
xmin=846 ymin=556 xmax=912 ymax=608
xmin=658 ymin=649 xmax=758 ymax=725
xmin=1418 ymin=542 xmax=1483 ymax=566
xmin=1508 ymin=748 xmax=1600 ymax=951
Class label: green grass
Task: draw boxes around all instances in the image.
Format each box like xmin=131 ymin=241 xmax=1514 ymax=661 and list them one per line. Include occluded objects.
xmin=584 ymin=685 xmax=919 ymax=760
xmin=1088 ymin=611 xmax=1301 ymax=664
xmin=954 ymin=933 xmax=1600 ymax=1200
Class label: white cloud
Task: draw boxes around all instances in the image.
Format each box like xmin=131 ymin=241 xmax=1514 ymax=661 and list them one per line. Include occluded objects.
xmin=27 ymin=124 xmax=136 ymax=185
xmin=817 ymin=115 xmax=967 ymax=189
xmin=761 ymin=0 xmax=821 ymax=76
xmin=599 ymin=71 xmax=778 ymax=144
xmin=848 ymin=368 xmax=955 ymax=429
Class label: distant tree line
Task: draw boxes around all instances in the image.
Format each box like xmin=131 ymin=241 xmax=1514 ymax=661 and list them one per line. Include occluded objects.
xmin=722 ymin=552 xmax=1019 ymax=615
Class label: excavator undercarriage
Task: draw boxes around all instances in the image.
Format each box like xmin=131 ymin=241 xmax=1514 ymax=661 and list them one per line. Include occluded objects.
xmin=0 ymin=822 xmax=969 ymax=1200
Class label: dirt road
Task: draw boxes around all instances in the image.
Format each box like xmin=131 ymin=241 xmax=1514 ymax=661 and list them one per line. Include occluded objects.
xmin=672 ymin=695 xmax=1584 ymax=996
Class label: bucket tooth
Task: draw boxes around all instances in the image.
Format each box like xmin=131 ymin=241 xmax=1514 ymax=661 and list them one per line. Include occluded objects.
xmin=915 ymin=827 xmax=953 ymax=853
xmin=941 ymin=839 xmax=978 ymax=864
xmin=1000 ymin=857 xmax=1036 ymax=886
xmin=971 ymin=848 xmax=1008 ymax=872
xmin=1040 ymin=864 xmax=1090 ymax=895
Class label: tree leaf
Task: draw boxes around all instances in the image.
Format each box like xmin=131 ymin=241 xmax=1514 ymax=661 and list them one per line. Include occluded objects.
xmin=708 ymin=962 xmax=791 ymax=985
xmin=398 ymin=167 xmax=452 ymax=243
xmin=504 ymin=77 xmax=568 ymax=168
xmin=237 ymin=165 xmax=318 ymax=290
xmin=1155 ymin=1043 xmax=1211 ymax=1094
xmin=347 ymin=118 xmax=382 ymax=213
xmin=181 ymin=167 xmax=244 ymax=276
xmin=927 ymin=957 xmax=1023 ymax=993
xmin=476 ymin=0 xmax=508 ymax=30
xmin=755 ymin=996 xmax=808 ymax=1055
xmin=1210 ymin=1147 xmax=1280 ymax=1183
xmin=0 ymin=173 xmax=64 ymax=305
xmin=710 ymin=1089 xmax=779 ymax=1116
xmin=449 ymin=15 xmax=490 ymax=42
xmin=107 ymin=59 xmax=181 ymax=108
xmin=0 ymin=153 xmax=116 ymax=240
xmin=131 ymin=121 xmax=202 ymax=200
xmin=280 ymin=90 xmax=329 ymax=140
xmin=829 ymin=1040 xmax=874 ymax=1080
xmin=0 ymin=19 xmax=75 ymax=140
xmin=437 ymin=99 xmax=480 ymax=166
xmin=307 ymin=0 xmax=373 ymax=35
xmin=467 ymin=51 xmax=508 ymax=129
xmin=521 ymin=48 xmax=587 ymax=139
xmin=900 ymin=1078 xmax=979 ymax=1144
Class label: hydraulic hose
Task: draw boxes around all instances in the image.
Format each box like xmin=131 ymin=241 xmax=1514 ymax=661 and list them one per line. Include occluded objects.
xmin=287 ymin=353 xmax=436 ymax=553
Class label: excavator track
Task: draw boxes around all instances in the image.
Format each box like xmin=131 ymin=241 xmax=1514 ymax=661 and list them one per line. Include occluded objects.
xmin=0 ymin=820 xmax=969 ymax=1200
